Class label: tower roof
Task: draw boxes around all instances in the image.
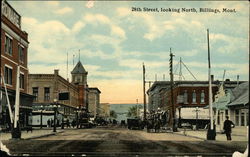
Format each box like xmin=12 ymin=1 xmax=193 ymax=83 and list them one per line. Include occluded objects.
xmin=71 ymin=61 xmax=87 ymax=74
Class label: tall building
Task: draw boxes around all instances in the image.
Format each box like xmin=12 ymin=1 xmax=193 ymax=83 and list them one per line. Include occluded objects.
xmin=0 ymin=0 xmax=34 ymax=130
xmin=88 ymin=88 xmax=101 ymax=118
xmin=71 ymin=61 xmax=89 ymax=109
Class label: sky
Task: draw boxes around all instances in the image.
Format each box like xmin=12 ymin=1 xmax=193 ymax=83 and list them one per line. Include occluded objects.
xmin=9 ymin=1 xmax=249 ymax=104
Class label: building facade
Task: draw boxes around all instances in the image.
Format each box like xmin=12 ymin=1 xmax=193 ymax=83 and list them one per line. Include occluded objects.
xmin=99 ymin=103 xmax=110 ymax=120
xmin=0 ymin=0 xmax=34 ymax=130
xmin=28 ymin=70 xmax=79 ymax=124
xmin=88 ymin=87 xmax=101 ymax=118
xmin=147 ymin=80 xmax=243 ymax=128
xmin=214 ymin=81 xmax=249 ymax=132
xmin=71 ymin=61 xmax=89 ymax=109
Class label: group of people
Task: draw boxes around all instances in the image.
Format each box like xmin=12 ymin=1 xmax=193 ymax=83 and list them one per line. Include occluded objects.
xmin=46 ymin=119 xmax=57 ymax=127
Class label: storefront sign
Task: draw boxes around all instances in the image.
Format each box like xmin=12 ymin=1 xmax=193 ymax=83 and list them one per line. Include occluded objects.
xmin=1 ymin=0 xmax=21 ymax=28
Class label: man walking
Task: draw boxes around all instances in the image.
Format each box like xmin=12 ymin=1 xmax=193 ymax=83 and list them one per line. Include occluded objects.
xmin=223 ymin=116 xmax=235 ymax=140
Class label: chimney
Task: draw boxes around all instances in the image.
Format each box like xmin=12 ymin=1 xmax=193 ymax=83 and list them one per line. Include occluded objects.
xmin=211 ymin=75 xmax=214 ymax=82
xmin=237 ymin=75 xmax=239 ymax=87
xmin=54 ymin=69 xmax=59 ymax=75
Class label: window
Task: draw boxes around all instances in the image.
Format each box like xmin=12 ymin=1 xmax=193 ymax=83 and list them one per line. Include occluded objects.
xmin=4 ymin=66 xmax=12 ymax=85
xmin=5 ymin=35 xmax=13 ymax=55
xmin=241 ymin=111 xmax=245 ymax=126
xmin=183 ymin=90 xmax=188 ymax=104
xmin=19 ymin=74 xmax=24 ymax=89
xmin=225 ymin=110 xmax=228 ymax=117
xmin=235 ymin=110 xmax=239 ymax=126
xmin=192 ymin=90 xmax=196 ymax=103
xmin=201 ymin=90 xmax=205 ymax=103
xmin=33 ymin=87 xmax=38 ymax=101
xmin=44 ymin=87 xmax=50 ymax=101
xmin=217 ymin=112 xmax=220 ymax=125
xmin=18 ymin=45 xmax=24 ymax=63
xmin=75 ymin=76 xmax=82 ymax=82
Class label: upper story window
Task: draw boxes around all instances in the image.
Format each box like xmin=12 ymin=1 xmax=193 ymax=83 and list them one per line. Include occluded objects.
xmin=19 ymin=73 xmax=24 ymax=89
xmin=183 ymin=90 xmax=188 ymax=104
xmin=5 ymin=35 xmax=13 ymax=56
xmin=201 ymin=90 xmax=205 ymax=103
xmin=33 ymin=87 xmax=38 ymax=101
xmin=44 ymin=87 xmax=50 ymax=101
xmin=4 ymin=66 xmax=13 ymax=85
xmin=192 ymin=90 xmax=196 ymax=103
xmin=18 ymin=45 xmax=25 ymax=63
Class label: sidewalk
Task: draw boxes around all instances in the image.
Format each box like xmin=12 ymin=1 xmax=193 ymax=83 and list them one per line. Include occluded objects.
xmin=0 ymin=127 xmax=64 ymax=140
xmin=174 ymin=128 xmax=248 ymax=141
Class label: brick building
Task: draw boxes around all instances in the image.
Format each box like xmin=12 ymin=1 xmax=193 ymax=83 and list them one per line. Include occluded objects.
xmin=147 ymin=80 xmax=243 ymax=128
xmin=0 ymin=0 xmax=34 ymax=130
xmin=28 ymin=70 xmax=79 ymax=125
xmin=71 ymin=61 xmax=89 ymax=109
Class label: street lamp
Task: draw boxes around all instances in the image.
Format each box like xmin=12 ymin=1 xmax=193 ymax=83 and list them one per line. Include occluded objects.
xmin=52 ymin=99 xmax=60 ymax=132
xmin=40 ymin=105 xmax=44 ymax=129
xmin=75 ymin=106 xmax=80 ymax=129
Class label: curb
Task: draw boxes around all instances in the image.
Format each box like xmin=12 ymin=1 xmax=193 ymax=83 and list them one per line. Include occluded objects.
xmin=25 ymin=130 xmax=64 ymax=140
xmin=173 ymin=132 xmax=206 ymax=141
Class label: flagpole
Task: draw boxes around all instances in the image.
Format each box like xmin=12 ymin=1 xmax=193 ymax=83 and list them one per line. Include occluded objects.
xmin=207 ymin=29 xmax=216 ymax=140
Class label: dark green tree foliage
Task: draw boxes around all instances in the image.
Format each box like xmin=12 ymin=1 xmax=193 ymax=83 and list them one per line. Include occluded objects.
xmin=110 ymin=110 xmax=117 ymax=119
xmin=127 ymin=106 xmax=138 ymax=118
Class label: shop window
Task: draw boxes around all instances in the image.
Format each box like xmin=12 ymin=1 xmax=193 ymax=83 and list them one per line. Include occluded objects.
xmin=4 ymin=66 xmax=12 ymax=85
xmin=183 ymin=90 xmax=188 ymax=104
xmin=235 ymin=110 xmax=239 ymax=126
xmin=44 ymin=87 xmax=50 ymax=101
xmin=33 ymin=87 xmax=38 ymax=101
xmin=241 ymin=111 xmax=245 ymax=126
xmin=5 ymin=35 xmax=12 ymax=56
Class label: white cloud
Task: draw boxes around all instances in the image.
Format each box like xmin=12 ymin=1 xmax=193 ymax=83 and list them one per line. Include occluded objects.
xmin=83 ymin=13 xmax=126 ymax=39
xmin=72 ymin=21 xmax=86 ymax=33
xmin=116 ymin=7 xmax=130 ymax=17
xmin=47 ymin=1 xmax=60 ymax=7
xmin=111 ymin=25 xmax=126 ymax=39
xmin=54 ymin=7 xmax=73 ymax=15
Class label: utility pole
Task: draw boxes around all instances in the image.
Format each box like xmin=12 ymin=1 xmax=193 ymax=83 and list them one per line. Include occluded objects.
xmin=143 ymin=63 xmax=146 ymax=121
xmin=207 ymin=29 xmax=216 ymax=140
xmin=170 ymin=48 xmax=177 ymax=132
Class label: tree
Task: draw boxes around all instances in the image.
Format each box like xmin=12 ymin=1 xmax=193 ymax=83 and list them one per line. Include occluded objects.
xmin=110 ymin=110 xmax=117 ymax=119
xmin=127 ymin=106 xmax=139 ymax=118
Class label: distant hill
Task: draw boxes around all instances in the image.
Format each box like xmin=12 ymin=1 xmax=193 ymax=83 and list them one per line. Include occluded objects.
xmin=110 ymin=104 xmax=143 ymax=123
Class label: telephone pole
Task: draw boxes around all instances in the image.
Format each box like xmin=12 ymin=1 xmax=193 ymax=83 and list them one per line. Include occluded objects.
xmin=170 ymin=48 xmax=177 ymax=132
xmin=206 ymin=29 xmax=216 ymax=140
xmin=143 ymin=63 xmax=146 ymax=121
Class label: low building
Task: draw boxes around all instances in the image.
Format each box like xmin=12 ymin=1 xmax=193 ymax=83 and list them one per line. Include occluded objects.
xmin=214 ymin=81 xmax=249 ymax=132
xmin=147 ymin=80 xmax=243 ymax=128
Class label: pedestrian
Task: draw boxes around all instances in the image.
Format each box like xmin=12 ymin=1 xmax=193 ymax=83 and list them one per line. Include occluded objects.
xmin=66 ymin=119 xmax=70 ymax=128
xmin=47 ymin=119 xmax=51 ymax=128
xmin=223 ymin=116 xmax=235 ymax=140
xmin=51 ymin=119 xmax=54 ymax=127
